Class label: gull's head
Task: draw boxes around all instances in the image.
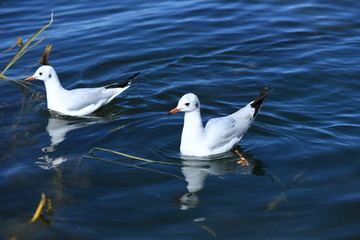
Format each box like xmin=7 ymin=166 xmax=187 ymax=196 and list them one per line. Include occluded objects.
xmin=168 ymin=93 xmax=200 ymax=115
xmin=25 ymin=65 xmax=57 ymax=82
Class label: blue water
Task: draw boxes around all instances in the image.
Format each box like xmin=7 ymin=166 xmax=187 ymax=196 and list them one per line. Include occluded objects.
xmin=1 ymin=0 xmax=360 ymax=239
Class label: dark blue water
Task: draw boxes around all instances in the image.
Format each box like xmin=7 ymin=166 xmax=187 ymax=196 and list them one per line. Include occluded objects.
xmin=1 ymin=0 xmax=360 ymax=239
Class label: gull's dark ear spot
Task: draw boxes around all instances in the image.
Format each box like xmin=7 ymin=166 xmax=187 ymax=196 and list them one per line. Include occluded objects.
xmin=49 ymin=74 xmax=52 ymax=78
xmin=195 ymin=103 xmax=199 ymax=108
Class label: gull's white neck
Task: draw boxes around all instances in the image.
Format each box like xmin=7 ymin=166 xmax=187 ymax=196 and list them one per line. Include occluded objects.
xmin=43 ymin=74 xmax=66 ymax=110
xmin=180 ymin=109 xmax=205 ymax=155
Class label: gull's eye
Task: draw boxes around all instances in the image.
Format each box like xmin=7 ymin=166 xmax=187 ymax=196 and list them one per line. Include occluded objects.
xmin=185 ymin=103 xmax=190 ymax=106
xmin=39 ymin=72 xmax=43 ymax=76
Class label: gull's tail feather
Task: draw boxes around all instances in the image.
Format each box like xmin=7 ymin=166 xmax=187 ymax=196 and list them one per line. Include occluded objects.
xmin=106 ymin=72 xmax=140 ymax=89
xmin=250 ymin=87 xmax=272 ymax=116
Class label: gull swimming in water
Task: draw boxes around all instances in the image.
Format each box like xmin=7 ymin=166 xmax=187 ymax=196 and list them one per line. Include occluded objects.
xmin=168 ymin=88 xmax=271 ymax=156
xmin=25 ymin=65 xmax=139 ymax=116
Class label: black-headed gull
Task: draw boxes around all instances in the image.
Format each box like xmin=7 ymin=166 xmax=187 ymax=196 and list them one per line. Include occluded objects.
xmin=168 ymin=88 xmax=271 ymax=156
xmin=25 ymin=65 xmax=140 ymax=116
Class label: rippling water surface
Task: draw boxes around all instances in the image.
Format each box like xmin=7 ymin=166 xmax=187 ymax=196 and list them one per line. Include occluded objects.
xmin=1 ymin=0 xmax=360 ymax=239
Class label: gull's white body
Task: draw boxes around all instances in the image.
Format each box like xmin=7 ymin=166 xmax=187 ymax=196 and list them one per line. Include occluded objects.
xmin=26 ymin=65 xmax=138 ymax=116
xmin=180 ymin=103 xmax=254 ymax=156
xmin=43 ymin=80 xmax=127 ymax=116
xmin=169 ymin=88 xmax=270 ymax=157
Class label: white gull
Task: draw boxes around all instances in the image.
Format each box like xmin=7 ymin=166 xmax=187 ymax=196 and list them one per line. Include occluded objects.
xmin=168 ymin=88 xmax=271 ymax=156
xmin=25 ymin=65 xmax=139 ymax=116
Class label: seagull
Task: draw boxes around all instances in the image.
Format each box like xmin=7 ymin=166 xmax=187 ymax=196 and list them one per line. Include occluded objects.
xmin=25 ymin=65 xmax=140 ymax=116
xmin=168 ymin=88 xmax=271 ymax=157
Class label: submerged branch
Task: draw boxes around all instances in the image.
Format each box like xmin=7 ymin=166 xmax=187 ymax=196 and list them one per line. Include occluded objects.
xmin=29 ymin=192 xmax=52 ymax=223
xmin=194 ymin=223 xmax=218 ymax=238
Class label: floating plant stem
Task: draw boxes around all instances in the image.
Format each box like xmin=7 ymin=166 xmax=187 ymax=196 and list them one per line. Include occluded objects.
xmin=89 ymin=147 xmax=183 ymax=166
xmin=83 ymin=154 xmax=182 ymax=179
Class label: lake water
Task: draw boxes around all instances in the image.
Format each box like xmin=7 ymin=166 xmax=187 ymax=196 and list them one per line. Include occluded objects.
xmin=1 ymin=0 xmax=360 ymax=239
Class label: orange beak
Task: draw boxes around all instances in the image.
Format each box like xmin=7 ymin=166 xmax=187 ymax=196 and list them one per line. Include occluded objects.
xmin=168 ymin=108 xmax=181 ymax=116
xmin=24 ymin=76 xmax=36 ymax=82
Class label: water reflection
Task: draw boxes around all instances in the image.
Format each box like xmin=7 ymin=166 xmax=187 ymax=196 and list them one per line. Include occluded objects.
xmin=36 ymin=155 xmax=67 ymax=170
xmin=175 ymin=150 xmax=266 ymax=210
xmin=36 ymin=115 xmax=109 ymax=169
xmin=42 ymin=117 xmax=92 ymax=153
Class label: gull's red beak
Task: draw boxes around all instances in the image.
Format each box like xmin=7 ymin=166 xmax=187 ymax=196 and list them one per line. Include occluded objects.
xmin=168 ymin=108 xmax=181 ymax=116
xmin=24 ymin=76 xmax=36 ymax=82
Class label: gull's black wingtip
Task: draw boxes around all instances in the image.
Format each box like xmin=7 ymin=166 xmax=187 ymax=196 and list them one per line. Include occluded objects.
xmin=105 ymin=72 xmax=141 ymax=89
xmin=126 ymin=72 xmax=140 ymax=81
xmin=250 ymin=87 xmax=272 ymax=116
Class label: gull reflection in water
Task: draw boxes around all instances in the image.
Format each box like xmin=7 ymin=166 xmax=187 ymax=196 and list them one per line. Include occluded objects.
xmin=36 ymin=155 xmax=67 ymax=169
xmin=174 ymin=150 xmax=266 ymax=210
xmin=36 ymin=114 xmax=109 ymax=169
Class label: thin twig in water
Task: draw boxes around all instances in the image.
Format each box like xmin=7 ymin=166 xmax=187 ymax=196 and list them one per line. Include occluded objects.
xmin=89 ymin=147 xmax=183 ymax=166
xmin=82 ymin=155 xmax=183 ymax=179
